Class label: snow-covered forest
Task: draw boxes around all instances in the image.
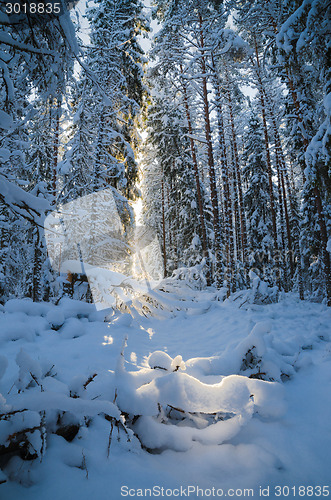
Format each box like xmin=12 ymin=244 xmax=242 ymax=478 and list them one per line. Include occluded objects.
xmin=0 ymin=0 xmax=330 ymax=498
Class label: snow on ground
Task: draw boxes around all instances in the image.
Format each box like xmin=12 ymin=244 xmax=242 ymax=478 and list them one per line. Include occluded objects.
xmin=0 ymin=291 xmax=330 ymax=499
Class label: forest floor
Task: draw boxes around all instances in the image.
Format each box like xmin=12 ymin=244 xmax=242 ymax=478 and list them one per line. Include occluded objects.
xmin=0 ymin=290 xmax=330 ymax=500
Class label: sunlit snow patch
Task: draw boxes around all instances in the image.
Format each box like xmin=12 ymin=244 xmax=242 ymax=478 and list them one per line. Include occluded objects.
xmin=114 ymin=348 xmax=286 ymax=453
xmin=44 ymin=189 xmax=163 ymax=310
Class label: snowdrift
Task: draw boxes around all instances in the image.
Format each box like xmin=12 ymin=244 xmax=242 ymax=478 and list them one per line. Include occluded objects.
xmin=0 ymin=291 xmax=330 ymax=492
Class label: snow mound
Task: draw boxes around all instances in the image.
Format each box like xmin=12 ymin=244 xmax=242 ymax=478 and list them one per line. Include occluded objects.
xmin=137 ymin=373 xmax=252 ymax=414
xmin=0 ymin=294 xmax=329 ymax=491
xmin=134 ymin=410 xmax=252 ymax=452
xmin=129 ymin=369 xmax=285 ymax=452
xmin=115 ymin=349 xmax=286 ymax=452
xmin=147 ymin=351 xmax=186 ymax=371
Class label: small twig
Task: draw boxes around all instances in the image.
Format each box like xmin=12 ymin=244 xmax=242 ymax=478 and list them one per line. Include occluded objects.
xmin=249 ymin=372 xmax=267 ymax=379
xmin=107 ymin=419 xmax=114 ymax=458
xmin=166 ymin=404 xmax=185 ymax=414
xmin=83 ymin=373 xmax=97 ymax=390
xmin=0 ymin=408 xmax=28 ymax=420
xmin=40 ymin=412 xmax=46 ymax=461
xmin=44 ymin=365 xmax=55 ymax=378
xmin=30 ymin=372 xmax=43 ymax=391
xmin=7 ymin=425 xmax=41 ymax=442
xmin=7 ymin=383 xmax=15 ymax=395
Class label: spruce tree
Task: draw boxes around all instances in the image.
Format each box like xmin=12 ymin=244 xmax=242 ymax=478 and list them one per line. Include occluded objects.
xmin=243 ymin=109 xmax=274 ymax=283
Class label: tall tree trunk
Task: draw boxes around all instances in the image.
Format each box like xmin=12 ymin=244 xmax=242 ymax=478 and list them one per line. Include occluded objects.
xmin=275 ymin=148 xmax=288 ymax=290
xmin=313 ymin=188 xmax=331 ymax=305
xmin=227 ymin=140 xmax=239 ymax=291
xmin=284 ymin=67 xmax=308 ymax=182
xmin=95 ymin=112 xmax=106 ymax=190
xmin=32 ymin=229 xmax=42 ymax=302
xmin=257 ymin=15 xmax=321 ymax=300
xmin=288 ymin=157 xmax=297 ymax=192
xmin=285 ymin=68 xmax=330 ymax=304
xmin=161 ymin=171 xmax=167 ymax=278
xmin=229 ymin=147 xmax=240 ymax=264
xmin=253 ymin=37 xmax=278 ymax=254
xmin=180 ymin=65 xmax=209 ymax=277
xmin=166 ymin=184 xmax=172 ymax=250
xmin=211 ymin=69 xmax=235 ymax=294
xmin=198 ymin=14 xmax=222 ymax=286
xmin=171 ymin=160 xmax=180 ymax=269
xmin=280 ymin=170 xmax=294 ymax=276
xmin=224 ymin=63 xmax=248 ymax=278
xmin=52 ymin=96 xmax=61 ymax=203
xmin=259 ymin=83 xmax=304 ymax=297
xmin=270 ymin=117 xmax=296 ymax=280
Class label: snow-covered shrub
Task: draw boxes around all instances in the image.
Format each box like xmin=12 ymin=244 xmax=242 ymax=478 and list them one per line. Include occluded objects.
xmin=233 ymin=321 xmax=299 ymax=382
xmin=226 ymin=272 xmax=279 ymax=308
xmin=127 ymin=279 xmax=215 ymax=319
xmin=113 ymin=348 xmax=285 ymax=453
xmin=162 ymin=263 xmax=208 ymax=291
xmin=0 ymin=347 xmax=127 ymax=485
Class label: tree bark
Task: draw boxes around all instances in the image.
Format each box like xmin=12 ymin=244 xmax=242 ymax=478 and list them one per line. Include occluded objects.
xmin=224 ymin=63 xmax=248 ymax=277
xmin=52 ymin=96 xmax=61 ymax=203
xmin=180 ymin=65 xmax=209 ymax=276
xmin=285 ymin=68 xmax=330 ymax=304
xmin=259 ymin=80 xmax=304 ymax=297
xmin=32 ymin=229 xmax=42 ymax=302
xmin=198 ymin=14 xmax=223 ymax=286
xmin=161 ymin=171 xmax=167 ymax=278
xmin=275 ymin=148 xmax=289 ymax=290
xmin=253 ymin=37 xmax=278 ymax=253
xmin=211 ymin=70 xmax=235 ymax=294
